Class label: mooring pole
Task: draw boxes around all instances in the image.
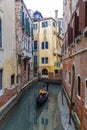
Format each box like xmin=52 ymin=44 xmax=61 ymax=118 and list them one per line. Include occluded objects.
xmin=62 ymin=87 xmax=64 ymax=105
xmin=69 ymin=69 xmax=74 ymax=124
xmin=80 ymin=99 xmax=85 ymax=130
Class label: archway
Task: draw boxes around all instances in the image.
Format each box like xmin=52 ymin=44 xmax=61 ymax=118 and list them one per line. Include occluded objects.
xmin=42 ymin=69 xmax=48 ymax=75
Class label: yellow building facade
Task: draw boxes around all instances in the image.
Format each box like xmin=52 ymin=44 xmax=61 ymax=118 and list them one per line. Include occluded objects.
xmin=33 ymin=17 xmax=62 ymax=79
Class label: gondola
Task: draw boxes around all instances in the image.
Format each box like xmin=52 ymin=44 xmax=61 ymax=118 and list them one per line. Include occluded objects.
xmin=36 ymin=83 xmax=48 ymax=106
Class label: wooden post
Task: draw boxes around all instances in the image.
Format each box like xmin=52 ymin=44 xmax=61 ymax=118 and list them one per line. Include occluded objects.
xmin=69 ymin=70 xmax=74 ymax=124
xmin=62 ymin=87 xmax=64 ymax=105
xmin=80 ymin=99 xmax=85 ymax=130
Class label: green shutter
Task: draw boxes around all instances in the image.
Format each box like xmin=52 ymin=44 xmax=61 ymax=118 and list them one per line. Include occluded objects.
xmin=22 ymin=12 xmax=24 ymax=27
xmin=31 ymin=27 xmax=33 ymax=38
xmin=28 ymin=21 xmax=30 ymax=34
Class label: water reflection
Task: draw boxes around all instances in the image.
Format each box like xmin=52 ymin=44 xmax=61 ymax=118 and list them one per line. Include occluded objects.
xmin=1 ymin=83 xmax=64 ymax=130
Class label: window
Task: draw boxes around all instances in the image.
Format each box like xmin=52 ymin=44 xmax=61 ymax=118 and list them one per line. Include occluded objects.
xmin=78 ymin=76 xmax=81 ymax=97
xmin=41 ymin=118 xmax=48 ymax=125
xmin=0 ymin=70 xmax=2 ymax=90
xmin=45 ymin=57 xmax=48 ymax=63
xmin=53 ymin=22 xmax=55 ymax=27
xmin=58 ymin=21 xmax=61 ymax=26
xmin=42 ymin=69 xmax=48 ymax=75
xmin=34 ymin=56 xmax=37 ymax=64
xmin=69 ymin=72 xmax=71 ymax=85
xmin=24 ymin=59 xmax=26 ymax=70
xmin=41 ymin=57 xmax=48 ymax=64
xmin=41 ymin=41 xmax=48 ymax=49
xmin=33 ymin=24 xmax=37 ymax=29
xmin=55 ymin=70 xmax=58 ymax=74
xmin=42 ymin=42 xmax=44 ymax=49
xmin=55 ymin=62 xmax=61 ymax=67
xmin=85 ymin=80 xmax=87 ymax=106
xmin=34 ymin=41 xmax=38 ymax=50
xmin=42 ymin=21 xmax=48 ymax=28
xmin=11 ymin=74 xmax=15 ymax=85
xmin=34 ymin=67 xmax=37 ymax=74
xmin=28 ymin=40 xmax=30 ymax=51
xmin=46 ymin=42 xmax=48 ymax=49
xmin=0 ymin=18 xmax=2 ymax=48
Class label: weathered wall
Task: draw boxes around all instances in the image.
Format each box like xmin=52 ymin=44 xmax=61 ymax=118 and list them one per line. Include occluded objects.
xmin=0 ymin=0 xmax=16 ymax=90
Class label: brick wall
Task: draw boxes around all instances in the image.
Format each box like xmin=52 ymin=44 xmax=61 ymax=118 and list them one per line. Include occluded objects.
xmin=63 ymin=1 xmax=87 ymax=128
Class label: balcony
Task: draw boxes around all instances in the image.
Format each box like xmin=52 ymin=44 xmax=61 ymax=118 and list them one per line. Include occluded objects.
xmin=22 ymin=49 xmax=32 ymax=60
xmin=17 ymin=48 xmax=23 ymax=56
xmin=54 ymin=49 xmax=62 ymax=56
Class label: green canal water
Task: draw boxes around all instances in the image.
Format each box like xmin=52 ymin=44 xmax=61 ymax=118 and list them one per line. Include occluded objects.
xmin=1 ymin=82 xmax=64 ymax=130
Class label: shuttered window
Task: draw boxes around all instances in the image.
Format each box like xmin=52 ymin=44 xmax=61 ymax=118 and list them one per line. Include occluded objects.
xmin=74 ymin=12 xmax=79 ymax=39
xmin=79 ymin=0 xmax=87 ymax=31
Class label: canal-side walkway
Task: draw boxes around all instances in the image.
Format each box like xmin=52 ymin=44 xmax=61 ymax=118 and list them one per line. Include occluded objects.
xmin=58 ymin=92 xmax=76 ymax=130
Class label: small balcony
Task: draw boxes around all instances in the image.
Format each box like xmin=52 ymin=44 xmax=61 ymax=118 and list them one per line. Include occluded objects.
xmin=22 ymin=49 xmax=32 ymax=60
xmin=54 ymin=49 xmax=62 ymax=56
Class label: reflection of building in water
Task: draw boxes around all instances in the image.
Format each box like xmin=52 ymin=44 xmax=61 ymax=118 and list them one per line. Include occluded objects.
xmin=33 ymin=91 xmax=62 ymax=130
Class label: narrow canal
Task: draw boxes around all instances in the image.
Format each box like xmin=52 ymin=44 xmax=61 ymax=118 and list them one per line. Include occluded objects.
xmin=1 ymin=82 xmax=64 ymax=130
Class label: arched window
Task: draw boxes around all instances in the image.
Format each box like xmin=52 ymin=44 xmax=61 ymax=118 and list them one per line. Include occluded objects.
xmin=42 ymin=69 xmax=48 ymax=75
xmin=0 ymin=18 xmax=2 ymax=48
xmin=78 ymin=76 xmax=81 ymax=97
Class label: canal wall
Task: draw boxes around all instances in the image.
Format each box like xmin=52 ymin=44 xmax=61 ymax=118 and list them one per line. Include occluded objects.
xmin=39 ymin=78 xmax=62 ymax=84
xmin=0 ymin=78 xmax=38 ymax=129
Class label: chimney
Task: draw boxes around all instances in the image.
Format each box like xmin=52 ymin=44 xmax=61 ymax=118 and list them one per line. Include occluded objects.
xmin=55 ymin=10 xmax=58 ymax=20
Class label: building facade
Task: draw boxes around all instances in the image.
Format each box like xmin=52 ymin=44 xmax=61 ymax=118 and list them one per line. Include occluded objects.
xmin=0 ymin=0 xmax=33 ymax=96
xmin=0 ymin=0 xmax=16 ymax=96
xmin=63 ymin=0 xmax=87 ymax=129
xmin=33 ymin=14 xmax=62 ymax=80
xmin=15 ymin=0 xmax=33 ymax=88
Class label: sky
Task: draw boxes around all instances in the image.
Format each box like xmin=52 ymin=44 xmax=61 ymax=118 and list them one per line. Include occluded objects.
xmin=24 ymin=0 xmax=63 ymax=18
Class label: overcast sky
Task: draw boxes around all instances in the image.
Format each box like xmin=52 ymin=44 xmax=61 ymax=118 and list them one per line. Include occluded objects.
xmin=24 ymin=0 xmax=63 ymax=18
